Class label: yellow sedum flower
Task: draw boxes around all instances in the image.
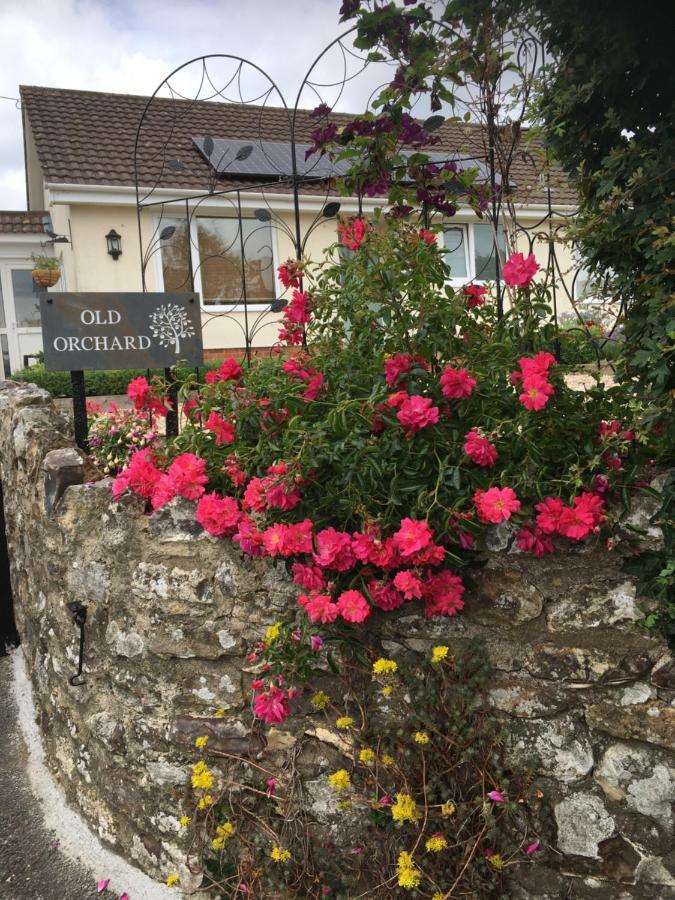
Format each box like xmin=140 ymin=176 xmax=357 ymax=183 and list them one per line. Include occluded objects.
xmin=179 ymin=815 xmax=190 ymax=827
xmin=166 ymin=873 xmax=180 ymax=887
xmin=425 ymin=834 xmax=448 ymax=853
xmin=359 ymin=748 xmax=375 ymax=764
xmin=391 ymin=792 xmax=420 ymax=823
xmin=431 ymin=645 xmax=449 ymax=664
xmin=328 ymin=769 xmax=351 ymax=793
xmin=213 ymin=707 xmax=225 ymax=718
xmin=487 ymin=853 xmax=505 ymax=870
xmin=265 ymin=622 xmax=282 ymax=645
xmin=380 ymin=685 xmax=393 ymax=698
xmin=211 ymin=822 xmax=235 ymax=850
xmin=195 ymin=735 xmax=209 ymax=748
xmin=395 ymin=851 xmax=421 ymax=889
xmin=335 ymin=716 xmax=354 ymax=730
xmin=372 ymin=658 xmax=398 ymax=676
xmin=310 ymin=691 xmax=330 ymax=710
xmin=198 ymin=794 xmax=214 ymax=809
xmin=191 ymin=761 xmax=214 ymax=791
xmin=414 ymin=731 xmax=430 ymax=745
xmin=432 ymin=893 xmax=444 ymax=900
xmin=441 ymin=800 xmax=456 ymax=817
xmin=270 ymin=845 xmax=291 ymax=864
xmin=382 ymin=754 xmax=395 ymax=766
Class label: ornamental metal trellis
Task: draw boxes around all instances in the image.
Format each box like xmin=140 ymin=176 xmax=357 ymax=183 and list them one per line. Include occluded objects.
xmin=133 ymin=24 xmax=623 ymax=425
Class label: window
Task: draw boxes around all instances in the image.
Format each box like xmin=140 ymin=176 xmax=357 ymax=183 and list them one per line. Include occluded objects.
xmin=161 ymin=219 xmax=192 ymax=294
xmin=11 ymin=269 xmax=41 ymax=327
xmin=160 ymin=216 xmax=275 ymax=307
xmin=443 ymin=226 xmax=468 ymax=279
xmin=443 ymin=223 xmax=507 ymax=284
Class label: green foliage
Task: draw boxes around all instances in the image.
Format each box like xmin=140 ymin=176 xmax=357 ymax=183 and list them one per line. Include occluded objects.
xmin=12 ymin=361 xmax=221 ymax=398
xmin=623 ymin=473 xmax=675 ymax=645
xmin=30 ymin=254 xmax=59 ymax=270
xmin=528 ymin=0 xmax=675 ymax=399
xmin=174 ymin=218 xmax=652 ymax=551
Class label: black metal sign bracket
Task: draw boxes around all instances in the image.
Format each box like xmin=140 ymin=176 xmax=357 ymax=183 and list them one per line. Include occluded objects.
xmin=66 ymin=601 xmax=88 ymax=686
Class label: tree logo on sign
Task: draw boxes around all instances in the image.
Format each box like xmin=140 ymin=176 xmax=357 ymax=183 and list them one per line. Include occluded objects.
xmin=149 ymin=303 xmax=195 ymax=354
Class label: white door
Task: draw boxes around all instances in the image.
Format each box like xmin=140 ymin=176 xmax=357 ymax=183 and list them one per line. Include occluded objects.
xmin=0 ymin=266 xmax=44 ymax=377
xmin=0 ymin=270 xmax=13 ymax=379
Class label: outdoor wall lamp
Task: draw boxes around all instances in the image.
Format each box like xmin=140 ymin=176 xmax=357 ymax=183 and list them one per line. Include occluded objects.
xmin=106 ymin=229 xmax=122 ymax=260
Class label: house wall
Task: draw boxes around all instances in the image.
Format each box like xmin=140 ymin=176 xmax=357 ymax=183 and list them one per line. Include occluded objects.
xmin=41 ymin=190 xmax=580 ymax=363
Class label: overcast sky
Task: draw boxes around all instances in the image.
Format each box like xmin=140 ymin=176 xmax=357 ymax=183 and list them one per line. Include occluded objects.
xmin=0 ymin=0 xmax=386 ymax=210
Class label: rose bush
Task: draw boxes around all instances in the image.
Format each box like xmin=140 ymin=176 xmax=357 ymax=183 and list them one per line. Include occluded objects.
xmin=105 ymin=215 xmax=660 ymax=725
xmin=111 ymin=216 xmax=651 ymax=618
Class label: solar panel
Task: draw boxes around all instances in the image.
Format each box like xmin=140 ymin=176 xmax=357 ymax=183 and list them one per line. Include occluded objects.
xmin=192 ymin=137 xmax=350 ymax=179
xmin=191 ymin=137 xmax=499 ymax=186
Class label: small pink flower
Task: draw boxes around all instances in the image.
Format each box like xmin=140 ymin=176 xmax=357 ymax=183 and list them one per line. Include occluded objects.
xmin=502 ymin=252 xmax=539 ymax=287
xmin=487 ymin=790 xmax=505 ymax=803
xmin=336 ymin=589 xmax=371 ymax=623
xmin=310 ymin=635 xmax=324 ymax=652
xmin=253 ymin=686 xmax=290 ymax=725
xmin=96 ymin=880 xmax=110 ymax=893
xmin=266 ymin=778 xmax=278 ymax=797
xmin=474 ymin=486 xmax=521 ymax=524
xmin=50 ymin=839 xmax=60 ymax=850
xmin=120 ymin=895 xmax=130 ymax=900
xmin=396 ymin=395 xmax=439 ymax=437
xmin=525 ymin=840 xmax=541 ymax=856
xmin=379 ymin=793 xmax=392 ymax=805
xmin=440 ymin=366 xmax=477 ymax=400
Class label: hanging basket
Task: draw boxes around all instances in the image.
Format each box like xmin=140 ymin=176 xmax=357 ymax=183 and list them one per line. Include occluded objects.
xmin=32 ymin=268 xmax=61 ymax=288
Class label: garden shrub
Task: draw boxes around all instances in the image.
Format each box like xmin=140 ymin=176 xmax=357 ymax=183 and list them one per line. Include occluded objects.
xmin=96 ymin=216 xmax=664 ymax=892
xmin=108 ymin=215 xmax=657 ymax=641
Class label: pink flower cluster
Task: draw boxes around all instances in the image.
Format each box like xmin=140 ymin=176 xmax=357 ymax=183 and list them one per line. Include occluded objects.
xmin=282 ymin=355 xmax=326 ymax=402
xmin=126 ymin=376 xmax=171 ymax=417
xmin=112 ymin=450 xmax=208 ymax=511
xmin=277 ymin=258 xmax=304 ymax=290
xmin=205 ymin=410 xmax=236 ymax=445
xmin=534 ymin=492 xmax=605 ymax=541
xmin=462 ymin=283 xmax=488 ymax=309
xmin=338 ymin=216 xmax=367 ymax=251
xmin=512 ymin=352 xmax=556 ymax=411
xmin=243 ymin=461 xmax=303 ymax=513
xmin=384 ymin=352 xmax=429 ymax=389
xmin=278 ymin=289 xmax=312 ymax=346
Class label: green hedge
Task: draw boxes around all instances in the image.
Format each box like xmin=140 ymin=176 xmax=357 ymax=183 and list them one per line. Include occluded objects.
xmin=11 ymin=362 xmax=222 ymax=398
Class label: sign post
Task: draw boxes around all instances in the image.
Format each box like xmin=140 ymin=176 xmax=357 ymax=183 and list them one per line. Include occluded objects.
xmin=40 ymin=293 xmax=203 ymax=450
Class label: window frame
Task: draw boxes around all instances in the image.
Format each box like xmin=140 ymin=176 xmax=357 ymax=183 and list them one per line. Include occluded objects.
xmin=443 ymin=222 xmax=506 ymax=287
xmin=155 ymin=212 xmax=278 ymax=313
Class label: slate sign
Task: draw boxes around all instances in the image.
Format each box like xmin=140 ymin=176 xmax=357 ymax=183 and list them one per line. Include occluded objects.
xmin=40 ymin=292 xmax=203 ymax=371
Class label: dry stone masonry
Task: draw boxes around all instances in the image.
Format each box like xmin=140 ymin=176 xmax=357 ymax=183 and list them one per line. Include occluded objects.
xmin=0 ymin=380 xmax=673 ymax=898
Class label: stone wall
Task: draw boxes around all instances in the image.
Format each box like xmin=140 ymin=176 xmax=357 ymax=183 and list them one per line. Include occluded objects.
xmin=0 ymin=380 xmax=673 ymax=898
